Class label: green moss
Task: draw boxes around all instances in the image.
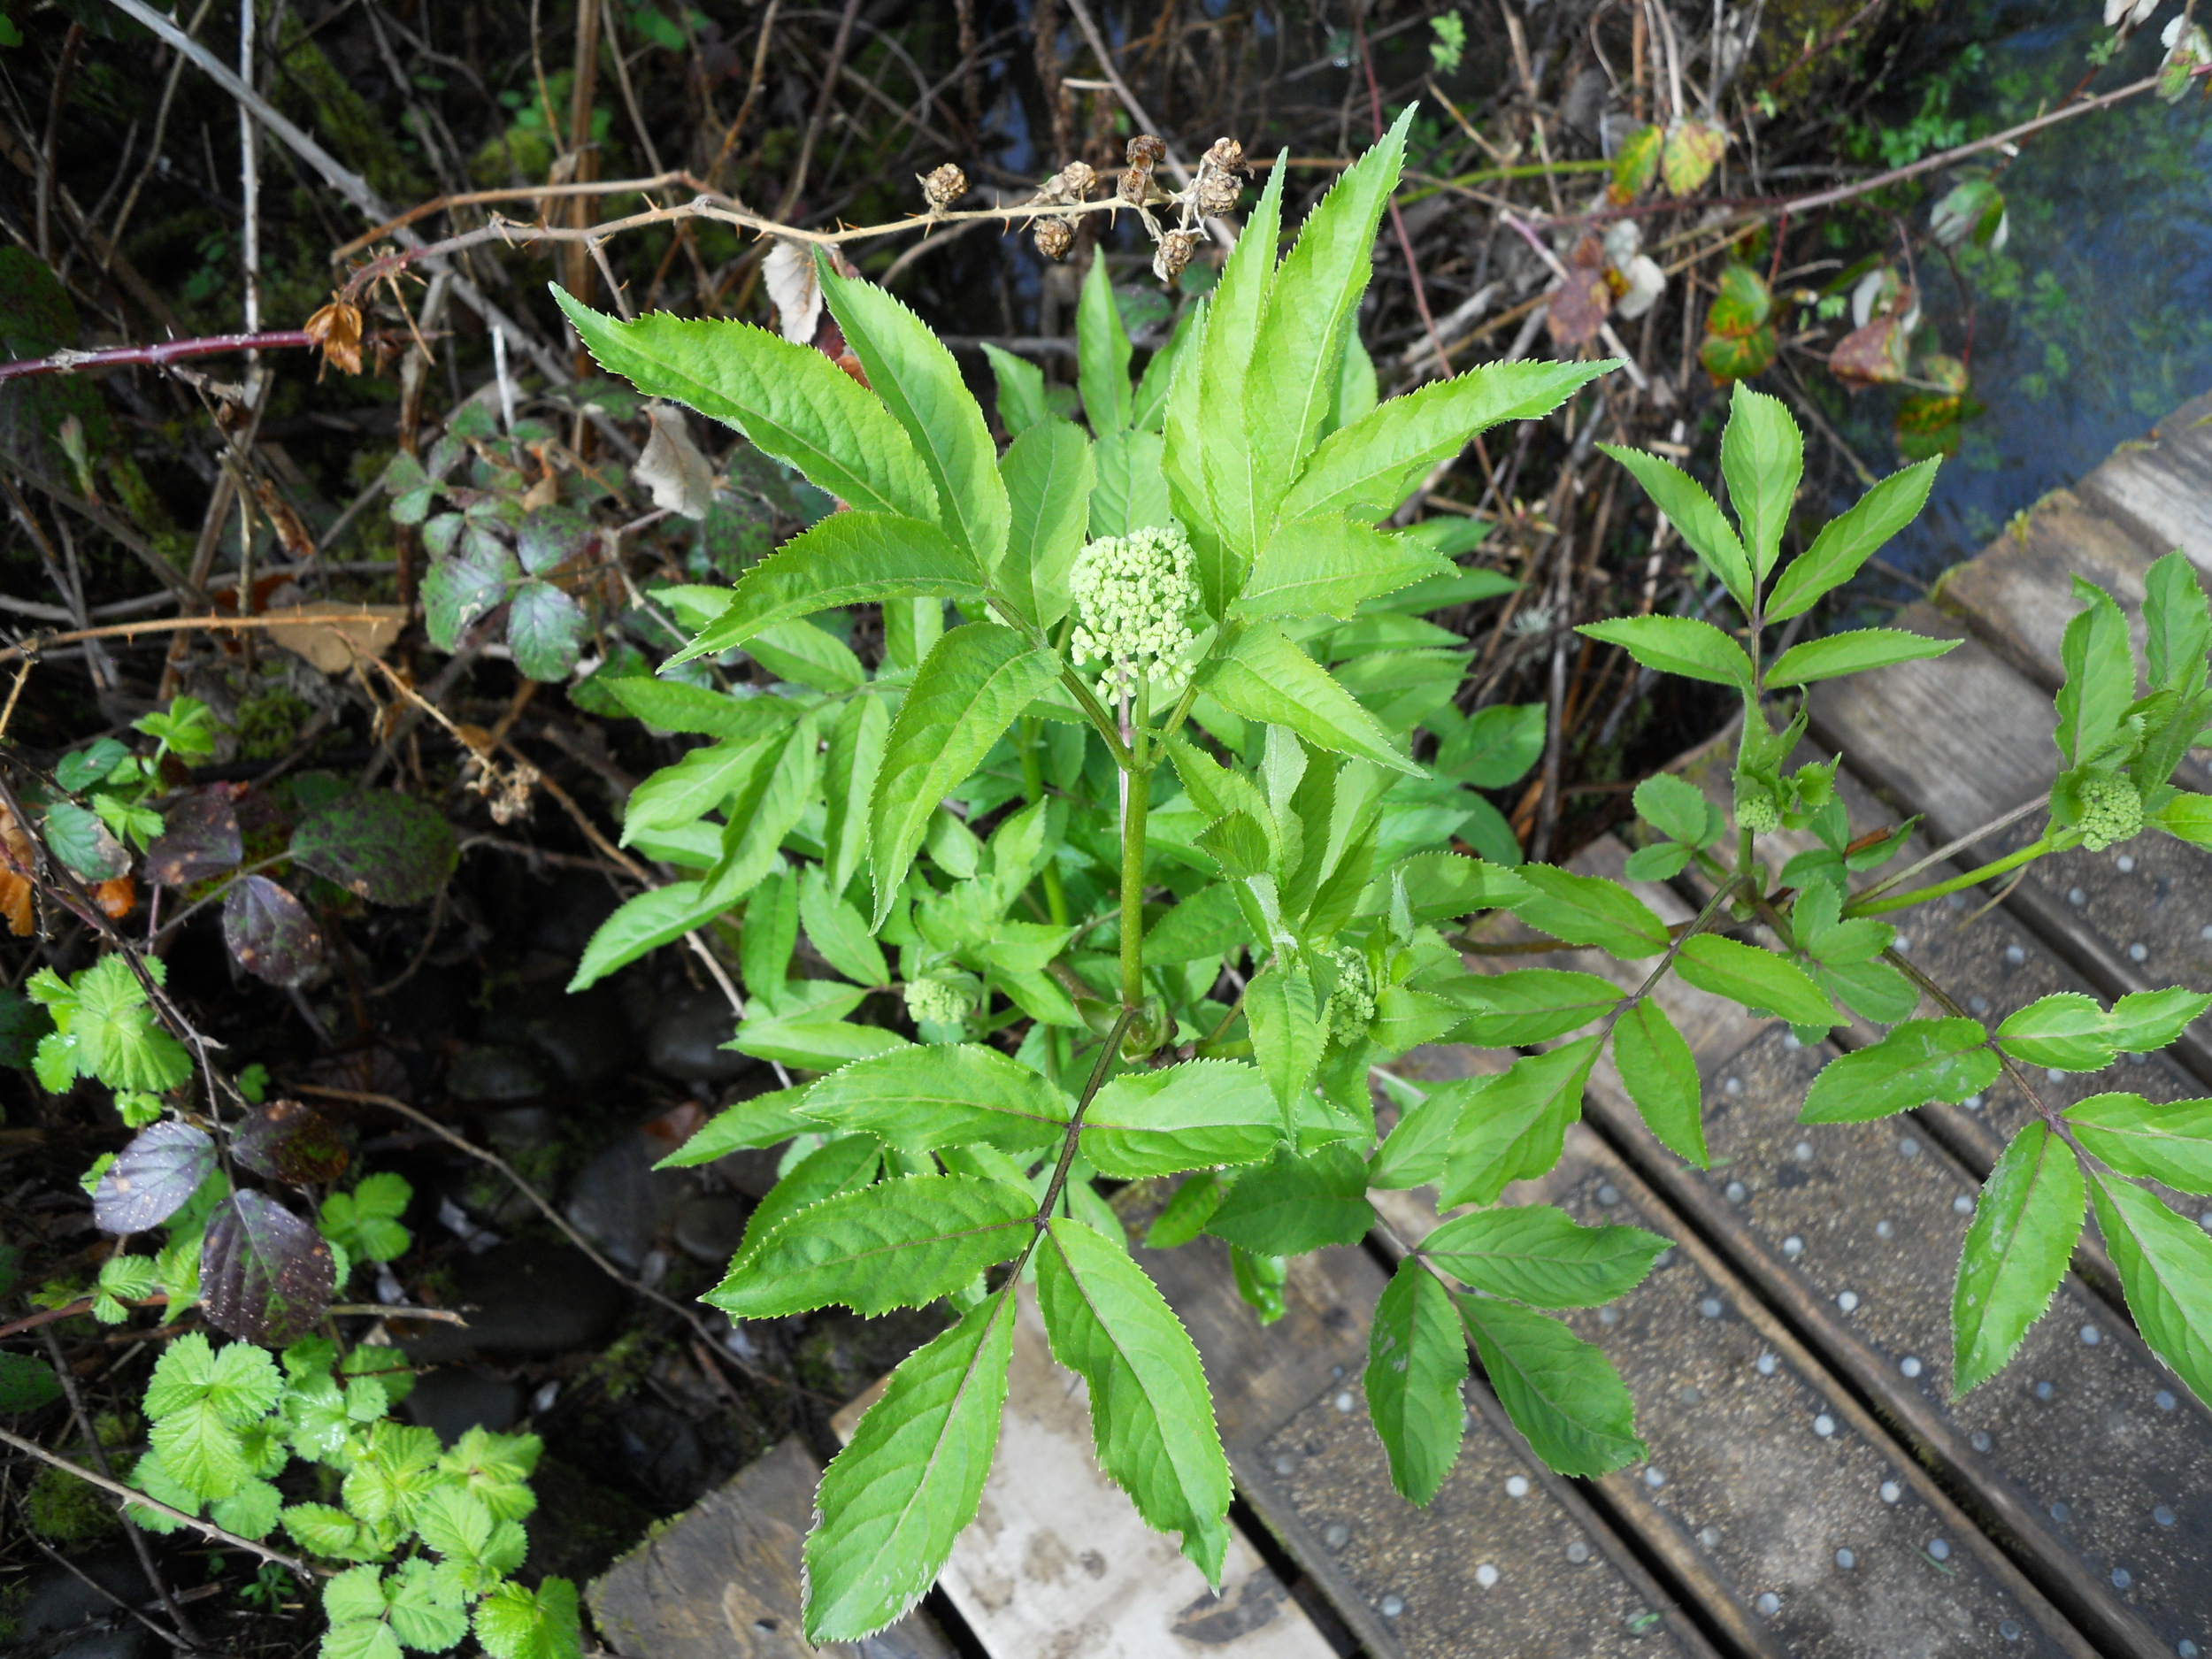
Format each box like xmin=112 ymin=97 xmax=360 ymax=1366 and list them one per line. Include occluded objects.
xmin=273 ymin=29 xmax=429 ymax=208
xmin=236 ymin=688 xmax=313 ymax=762
xmin=25 ymin=1462 xmax=120 ymax=1544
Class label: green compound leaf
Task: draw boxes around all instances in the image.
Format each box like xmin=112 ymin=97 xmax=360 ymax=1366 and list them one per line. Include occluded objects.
xmin=1243 ymin=106 xmax=1414 ymax=528
xmin=1037 ymin=1217 xmax=1233 ymax=1583
xmin=706 ymin=1175 xmax=1034 ymax=1318
xmin=1612 ymin=998 xmax=1707 ymax=1166
xmin=1075 ymin=250 xmax=1134 ymax=434
xmin=1994 ymin=992 xmax=2116 ymax=1071
xmin=1765 ymin=457 xmax=1939 ymax=624
xmin=799 ymin=1042 xmax=1071 ymax=1155
xmin=733 ymin=1136 xmax=884 ymax=1264
xmin=804 ymin=1291 xmax=1018 ymax=1642
xmin=1673 ymin=935 xmax=1840 ymax=1028
xmin=1577 ymin=616 xmax=1755 ymax=693
xmin=1204 ymin=1141 xmax=1374 ymax=1255
xmin=2105 ymin=987 xmax=2212 ymax=1054
xmin=1422 ymin=1204 xmax=1667 ymax=1309
xmin=1233 ymin=515 xmax=1448 ymax=621
xmin=1765 ymin=627 xmax=1961 ymax=687
xmin=1242 ymin=964 xmax=1325 ymax=1122
xmin=619 ymin=733 xmax=777 ymax=842
xmin=1717 ymin=382 xmax=1802 ymax=580
xmin=1204 ymin=621 xmax=1421 ymax=775
xmin=997 ymin=416 xmax=1094 ymax=629
xmin=1504 ymin=865 xmax=1669 ymax=958
xmin=674 ymin=512 xmax=989 ymax=664
xmin=2064 ymin=1092 xmax=2212 ymax=1194
xmin=2086 ymin=1168 xmax=2212 ymax=1410
xmin=472 ymin=1577 xmax=582 ymax=1659
xmin=1368 ymin=1073 xmax=1484 ymax=1191
xmin=602 ymin=676 xmax=798 ymax=741
xmin=553 ymin=290 xmax=938 ymax=526
xmin=2143 ymin=548 xmax=2212 ymax=695
xmin=1800 ymin=1018 xmax=1996 ymax=1124
xmin=1456 ymin=1293 xmax=1644 ymax=1477
xmin=869 ymin=624 xmax=1059 ymax=926
xmin=1953 ymin=1123 xmax=2084 ymax=1397
xmin=821 ymin=260 xmax=1009 ymax=569
xmin=2055 ymin=576 xmax=2135 ymax=769
xmin=982 ymin=341 xmax=1049 ymax=438
xmin=1194 ymin=153 xmax=1286 ymax=603
xmin=1594 ymin=445 xmax=1753 ymax=616
xmin=143 ymin=1332 xmax=283 ymax=1502
xmin=1448 ymin=969 xmax=1623 ymax=1045
xmin=823 ymin=691 xmax=890 ymax=900
xmin=1079 ymin=1060 xmax=1279 ymax=1179
xmin=1441 ymin=1035 xmax=1602 ymax=1209
xmin=1283 ymin=358 xmax=1612 ymax=525
xmin=1364 ymin=1260 xmax=1470 ymax=1505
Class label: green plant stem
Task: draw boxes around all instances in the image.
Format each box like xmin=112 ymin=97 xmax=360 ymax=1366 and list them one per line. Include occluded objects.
xmin=1018 ymin=716 xmax=1070 ymax=927
xmin=1119 ymin=734 xmax=1150 ymax=1017
xmin=1033 ymin=1005 xmax=1138 ymax=1232
xmin=1845 ymin=831 xmax=2072 ymax=917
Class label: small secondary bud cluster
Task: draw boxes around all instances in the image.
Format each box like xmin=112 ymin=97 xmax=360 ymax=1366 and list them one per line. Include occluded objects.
xmin=903 ymin=974 xmax=975 ymax=1029
xmin=1734 ymin=776 xmax=1780 ymax=834
xmin=2077 ymin=774 xmax=2144 ymax=851
xmin=1325 ymin=948 xmax=1376 ymax=1042
xmin=1068 ymin=525 xmax=1202 ymax=703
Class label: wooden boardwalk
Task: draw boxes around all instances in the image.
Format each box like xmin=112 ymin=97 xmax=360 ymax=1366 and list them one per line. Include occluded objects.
xmin=585 ymin=388 xmax=2212 ymax=1659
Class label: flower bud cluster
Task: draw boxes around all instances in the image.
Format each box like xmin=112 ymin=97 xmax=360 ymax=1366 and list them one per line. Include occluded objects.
xmin=903 ymin=974 xmax=975 ymax=1029
xmin=2077 ymin=774 xmax=2143 ymax=851
xmin=1734 ymin=775 xmax=1780 ymax=834
xmin=1325 ymin=948 xmax=1375 ymax=1043
xmin=1068 ymin=525 xmax=1202 ymax=703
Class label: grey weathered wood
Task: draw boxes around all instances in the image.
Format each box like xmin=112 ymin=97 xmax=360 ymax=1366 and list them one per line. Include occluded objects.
xmin=1483 ymin=837 xmax=2212 ymax=1659
xmin=1371 ymin=1092 xmax=2093 ymax=1659
xmin=587 ymin=1435 xmax=957 ymax=1659
xmin=830 ymin=1287 xmax=1339 ymax=1659
xmin=1128 ymin=1214 xmax=1723 ymax=1659
xmin=2074 ymin=389 xmax=2212 ymax=567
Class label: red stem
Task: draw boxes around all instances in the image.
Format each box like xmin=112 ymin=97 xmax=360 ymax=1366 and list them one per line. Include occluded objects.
xmin=0 ymin=330 xmax=313 ymax=383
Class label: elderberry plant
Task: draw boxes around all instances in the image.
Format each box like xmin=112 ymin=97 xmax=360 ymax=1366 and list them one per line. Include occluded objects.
xmin=551 ymin=109 xmax=2212 ymax=1647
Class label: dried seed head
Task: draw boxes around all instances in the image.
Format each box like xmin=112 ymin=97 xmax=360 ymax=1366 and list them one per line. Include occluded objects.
xmin=1056 ymin=160 xmax=1097 ymax=200
xmin=1118 ymin=165 xmax=1154 ymax=206
xmin=919 ymin=163 xmax=968 ymax=211
xmin=1152 ymin=227 xmax=1201 ymax=285
xmin=1193 ymin=136 xmax=1247 ymax=215
xmin=1127 ymin=134 xmax=1168 ymax=169
xmin=1033 ymin=216 xmax=1074 ymax=261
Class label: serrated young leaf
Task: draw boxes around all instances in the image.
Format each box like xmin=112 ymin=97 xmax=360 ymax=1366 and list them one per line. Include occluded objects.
xmin=1422 ymin=1205 xmax=1667 ymax=1308
xmin=821 ymin=690 xmax=890 ymax=901
xmin=1440 ymin=1035 xmax=1601 ymax=1209
xmin=619 ymin=734 xmax=777 ymax=844
xmin=1504 ymin=865 xmax=1669 ymax=958
xmin=1282 ymin=359 xmax=1611 ymax=524
xmin=1800 ymin=1018 xmax=1995 ymax=1124
xmin=804 ymin=1291 xmax=1018 ymax=1641
xmin=603 ymin=677 xmax=795 ymax=743
xmin=1204 ymin=1141 xmax=1373 ymax=1254
xmin=821 ymin=261 xmax=1009 ymax=569
xmin=342 ymin=1421 xmax=444 ymax=1532
xmin=1993 ymin=993 xmax=2116 ymax=1071
xmin=1763 ymin=457 xmax=1940 ymax=623
xmin=1037 ymin=1217 xmax=1233 ymax=1582
xmin=981 ymin=341 xmax=1049 ymax=437
xmin=870 ymin=624 xmax=1059 ymax=924
xmin=1764 ymin=627 xmax=1961 ymax=687
xmin=707 ymin=1175 xmax=1033 ymax=1317
xmin=282 ymin=1500 xmax=378 ymax=1559
xmin=797 ymin=865 xmax=888 ymax=988
xmin=1674 ymin=935 xmax=1840 ymax=1027
xmin=1448 ymin=969 xmax=1623 ymax=1045
xmin=1076 ymin=250 xmax=1133 ymax=434
xmin=1088 ymin=426 xmax=1172 ymax=539
xmin=1203 ymin=623 xmax=1419 ymax=774
xmin=1717 ymin=382 xmax=1801 ymax=580
xmin=998 ymin=417 xmax=1094 ymax=629
xmin=2143 ymin=549 xmax=2211 ymax=695
xmin=729 ymin=1011 xmax=910 ymax=1071
xmin=1594 ymin=445 xmax=1753 ymax=615
xmin=1456 ymin=1294 xmax=1644 ymax=1477
xmin=1611 ymin=998 xmax=1708 ymax=1165
xmin=1368 ymin=1073 xmax=1482 ymax=1190
xmin=1232 ymin=516 xmax=1449 ymax=620
xmin=1632 ymin=772 xmax=1712 ymax=847
xmin=387 ymin=1558 xmax=471 ymax=1653
xmin=1195 ymin=152 xmax=1287 ymax=605
xmin=2054 ymin=577 xmax=2135 ymax=769
xmin=799 ymin=1043 xmax=1070 ymax=1154
xmin=2104 ymin=987 xmax=2212 ymax=1055
xmin=438 ymin=1425 xmax=542 ymax=1522
xmin=1952 ymin=1122 xmax=2084 ymax=1396
xmin=1243 ymin=107 xmax=1413 ymax=527
xmin=2085 ymin=1168 xmax=2212 ymax=1409
xmin=1577 ymin=616 xmax=1755 ymax=692
xmin=749 ymin=618 xmax=867 ymax=693
xmin=209 ymin=1475 xmax=281 ymax=1540
xmin=1243 ymin=964 xmax=1325 ymax=1121
xmin=1143 ymin=882 xmax=1255 ymax=964
xmin=1080 ymin=1060 xmax=1280 ymax=1178
xmin=552 ymin=291 xmax=937 ymax=526
xmin=473 ymin=1577 xmax=582 ymax=1659
xmin=1364 ymin=1261 xmax=1470 ymax=1505
xmin=2064 ymin=1092 xmax=2212 ymax=1192
xmin=733 ymin=1135 xmax=883 ymax=1263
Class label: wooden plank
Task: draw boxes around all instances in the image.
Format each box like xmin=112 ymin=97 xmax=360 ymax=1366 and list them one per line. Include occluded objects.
xmin=1807 ymin=604 xmax=2212 ymax=1086
xmin=586 ymin=1435 xmax=958 ymax=1659
xmin=1488 ymin=838 xmax=2212 ymax=1659
xmin=1370 ymin=1091 xmax=2094 ymax=1659
xmin=830 ymin=1287 xmax=1340 ymax=1659
xmin=1128 ymin=1220 xmax=1723 ymax=1659
xmin=2075 ymin=388 xmax=2212 ymax=568
xmin=1932 ymin=489 xmax=2158 ymax=693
